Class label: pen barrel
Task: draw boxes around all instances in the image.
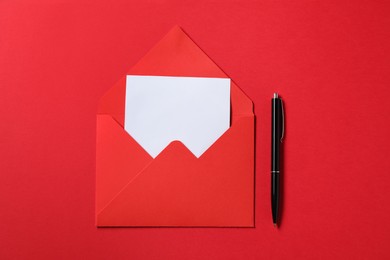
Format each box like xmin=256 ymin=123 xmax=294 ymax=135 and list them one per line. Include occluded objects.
xmin=271 ymin=98 xmax=283 ymax=171
xmin=271 ymin=172 xmax=280 ymax=223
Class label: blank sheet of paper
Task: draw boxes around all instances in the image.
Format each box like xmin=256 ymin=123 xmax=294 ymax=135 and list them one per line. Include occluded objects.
xmin=124 ymin=75 xmax=230 ymax=158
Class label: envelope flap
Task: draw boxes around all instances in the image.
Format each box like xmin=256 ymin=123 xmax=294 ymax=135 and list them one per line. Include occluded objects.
xmin=96 ymin=115 xmax=153 ymax=213
xmin=98 ymin=26 xmax=253 ymax=127
xmin=97 ymin=116 xmax=254 ymax=227
xmin=97 ymin=77 xmax=126 ymax=126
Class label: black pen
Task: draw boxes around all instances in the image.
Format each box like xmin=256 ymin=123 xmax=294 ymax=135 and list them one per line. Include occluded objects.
xmin=271 ymin=93 xmax=284 ymax=227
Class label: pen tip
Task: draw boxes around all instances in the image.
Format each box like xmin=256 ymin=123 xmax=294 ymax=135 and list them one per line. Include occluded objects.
xmin=273 ymin=93 xmax=278 ymax=98
xmin=273 ymin=223 xmax=277 ymax=228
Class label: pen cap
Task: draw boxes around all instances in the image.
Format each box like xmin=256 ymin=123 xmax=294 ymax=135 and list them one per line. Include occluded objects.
xmin=271 ymin=97 xmax=283 ymax=170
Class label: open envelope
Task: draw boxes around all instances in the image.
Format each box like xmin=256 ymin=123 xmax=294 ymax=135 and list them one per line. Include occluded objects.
xmin=96 ymin=26 xmax=254 ymax=227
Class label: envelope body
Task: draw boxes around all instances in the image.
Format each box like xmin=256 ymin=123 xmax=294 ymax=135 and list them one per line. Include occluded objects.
xmin=96 ymin=27 xmax=254 ymax=227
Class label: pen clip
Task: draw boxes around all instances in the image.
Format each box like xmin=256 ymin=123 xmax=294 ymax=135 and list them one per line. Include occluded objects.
xmin=280 ymin=98 xmax=284 ymax=142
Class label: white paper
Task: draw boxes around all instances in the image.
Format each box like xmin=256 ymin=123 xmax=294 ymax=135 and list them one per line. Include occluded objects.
xmin=124 ymin=75 xmax=230 ymax=158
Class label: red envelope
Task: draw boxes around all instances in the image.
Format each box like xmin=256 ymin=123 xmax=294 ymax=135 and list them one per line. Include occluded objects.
xmin=96 ymin=26 xmax=254 ymax=227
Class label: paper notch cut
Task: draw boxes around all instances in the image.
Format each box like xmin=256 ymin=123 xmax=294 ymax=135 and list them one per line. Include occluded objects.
xmin=124 ymin=75 xmax=231 ymax=158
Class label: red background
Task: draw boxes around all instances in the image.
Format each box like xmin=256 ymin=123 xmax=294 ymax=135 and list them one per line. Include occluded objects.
xmin=1 ymin=0 xmax=390 ymax=259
